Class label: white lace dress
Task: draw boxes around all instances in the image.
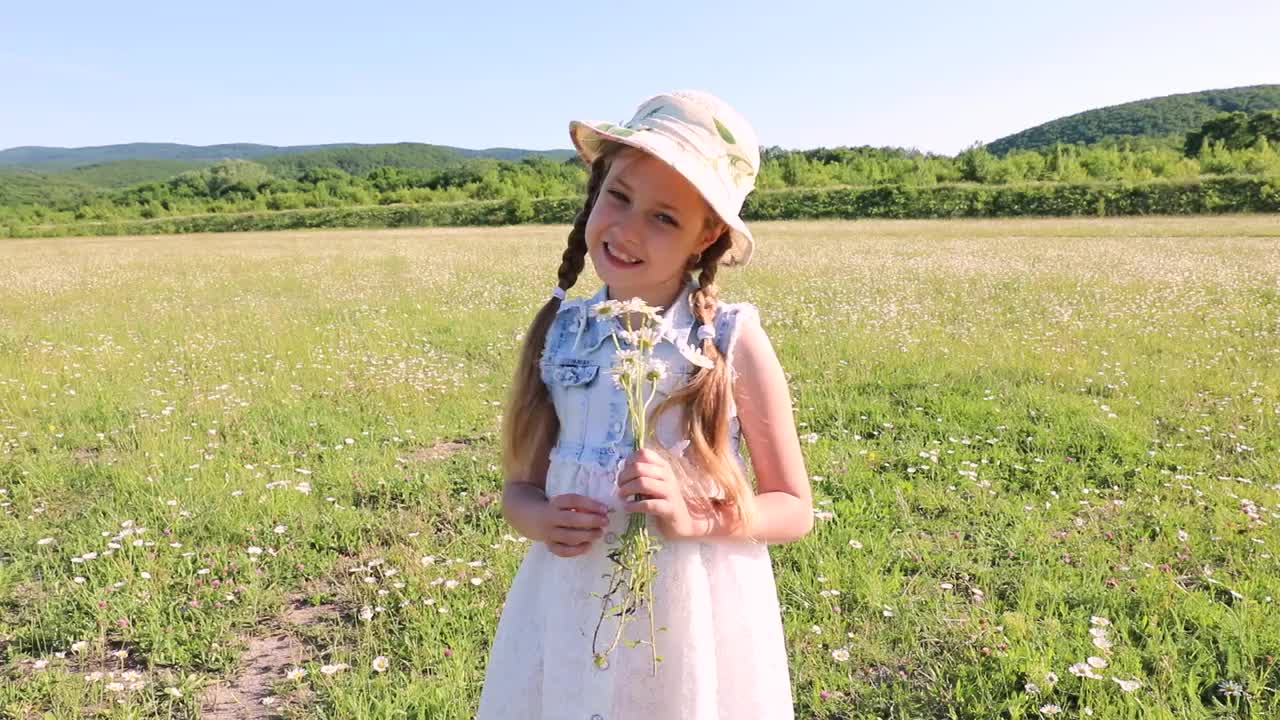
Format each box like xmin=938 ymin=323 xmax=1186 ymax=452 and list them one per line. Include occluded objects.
xmin=476 ymin=282 xmax=794 ymax=720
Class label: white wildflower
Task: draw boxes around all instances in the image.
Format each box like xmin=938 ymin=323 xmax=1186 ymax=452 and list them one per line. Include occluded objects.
xmin=590 ymin=300 xmax=623 ymax=319
xmin=1112 ymin=677 xmax=1141 ymax=692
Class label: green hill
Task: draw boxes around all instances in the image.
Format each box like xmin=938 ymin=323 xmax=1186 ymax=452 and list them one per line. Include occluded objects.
xmin=0 ymin=143 xmax=578 ymax=207
xmin=62 ymin=159 xmax=214 ymax=188
xmin=0 ymin=142 xmax=574 ymax=172
xmin=0 ymin=143 xmax=355 ymax=169
xmin=986 ymin=84 xmax=1280 ymax=155
xmin=256 ymin=143 xmax=573 ymax=179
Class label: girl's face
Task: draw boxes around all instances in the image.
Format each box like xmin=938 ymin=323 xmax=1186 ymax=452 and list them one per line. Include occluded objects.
xmin=585 ymin=147 xmax=724 ymax=306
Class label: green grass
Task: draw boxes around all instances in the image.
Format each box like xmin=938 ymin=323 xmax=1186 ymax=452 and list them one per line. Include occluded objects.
xmin=1 ymin=217 xmax=1277 ymax=719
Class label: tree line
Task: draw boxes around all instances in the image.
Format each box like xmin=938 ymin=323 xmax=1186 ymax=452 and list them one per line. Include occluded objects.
xmin=3 ymin=111 xmax=1278 ymax=233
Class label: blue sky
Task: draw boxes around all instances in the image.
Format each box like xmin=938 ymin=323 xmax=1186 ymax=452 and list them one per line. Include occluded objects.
xmin=3 ymin=0 xmax=1278 ymax=155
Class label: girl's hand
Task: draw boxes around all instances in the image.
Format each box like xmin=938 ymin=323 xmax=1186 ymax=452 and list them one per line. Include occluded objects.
xmin=541 ymin=494 xmax=609 ymax=558
xmin=616 ymin=448 xmax=703 ymax=539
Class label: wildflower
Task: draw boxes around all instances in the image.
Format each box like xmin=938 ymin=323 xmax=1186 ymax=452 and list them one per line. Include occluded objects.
xmin=594 ymin=297 xmax=669 ymax=676
xmin=1217 ymin=680 xmax=1244 ymax=697
xmin=1070 ymin=662 xmax=1103 ymax=680
xmin=1087 ymin=656 xmax=1108 ymax=668
xmin=319 ymin=663 xmax=348 ymax=675
xmin=372 ymin=656 xmax=390 ymax=672
xmin=1112 ymin=677 xmax=1141 ymax=692
xmin=165 ymin=687 xmax=182 ymax=698
xmin=615 ymin=349 xmax=642 ymax=365
xmin=590 ymin=299 xmax=623 ymax=320
xmin=1039 ymin=705 xmax=1061 ymax=715
xmin=286 ymin=667 xmax=306 ymax=681
xmin=618 ymin=297 xmax=661 ymax=321
xmin=620 ymin=326 xmax=664 ymax=352
xmin=831 ymin=648 xmax=850 ymax=662
xmin=643 ymin=358 xmax=669 ymax=383
xmin=609 ymin=364 xmax=635 ymax=389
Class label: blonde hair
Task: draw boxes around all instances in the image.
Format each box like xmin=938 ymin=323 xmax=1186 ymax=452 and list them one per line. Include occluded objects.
xmin=501 ymin=142 xmax=758 ymax=540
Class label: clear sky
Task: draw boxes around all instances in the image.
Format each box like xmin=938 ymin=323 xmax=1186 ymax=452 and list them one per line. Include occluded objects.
xmin=4 ymin=0 xmax=1278 ymax=155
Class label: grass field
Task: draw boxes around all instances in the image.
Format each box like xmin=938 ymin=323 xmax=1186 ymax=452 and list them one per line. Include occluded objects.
xmin=1 ymin=216 xmax=1278 ymax=719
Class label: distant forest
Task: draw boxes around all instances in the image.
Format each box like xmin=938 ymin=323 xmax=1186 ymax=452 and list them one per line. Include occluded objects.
xmin=3 ymin=90 xmax=1279 ymax=235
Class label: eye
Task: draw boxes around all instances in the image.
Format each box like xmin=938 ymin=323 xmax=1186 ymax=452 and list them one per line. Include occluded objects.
xmin=607 ymin=188 xmax=629 ymax=203
xmin=654 ymin=212 xmax=679 ymax=227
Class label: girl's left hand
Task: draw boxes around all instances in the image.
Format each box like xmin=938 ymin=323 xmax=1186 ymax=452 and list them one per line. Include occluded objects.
xmin=616 ymin=448 xmax=703 ymax=539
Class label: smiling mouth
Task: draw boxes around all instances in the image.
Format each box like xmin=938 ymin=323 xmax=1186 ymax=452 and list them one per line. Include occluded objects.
xmin=604 ymin=242 xmax=644 ymax=266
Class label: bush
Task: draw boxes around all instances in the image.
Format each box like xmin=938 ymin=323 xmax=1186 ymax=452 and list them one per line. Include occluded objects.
xmin=10 ymin=176 xmax=1277 ymax=238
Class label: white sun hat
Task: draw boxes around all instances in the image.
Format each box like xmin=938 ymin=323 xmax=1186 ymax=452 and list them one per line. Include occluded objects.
xmin=568 ymin=89 xmax=760 ymax=267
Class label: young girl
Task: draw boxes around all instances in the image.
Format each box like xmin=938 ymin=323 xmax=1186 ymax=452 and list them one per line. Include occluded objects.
xmin=476 ymin=90 xmax=813 ymax=720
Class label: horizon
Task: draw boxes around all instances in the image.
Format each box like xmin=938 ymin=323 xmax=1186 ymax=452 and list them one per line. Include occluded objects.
xmin=4 ymin=0 xmax=1279 ymax=155
xmin=2 ymin=80 xmax=1277 ymax=158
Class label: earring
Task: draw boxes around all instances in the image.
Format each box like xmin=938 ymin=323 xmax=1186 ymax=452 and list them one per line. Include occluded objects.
xmin=688 ymin=251 xmax=703 ymax=268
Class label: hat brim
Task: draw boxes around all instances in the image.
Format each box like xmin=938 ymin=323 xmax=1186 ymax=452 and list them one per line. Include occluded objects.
xmin=569 ymin=120 xmax=754 ymax=268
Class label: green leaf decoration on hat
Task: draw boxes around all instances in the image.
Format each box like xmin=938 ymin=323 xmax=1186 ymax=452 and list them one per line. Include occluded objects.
xmin=727 ymin=153 xmax=754 ymax=186
xmin=727 ymin=153 xmax=753 ymax=173
xmin=595 ymin=121 xmax=635 ymax=138
xmin=713 ymin=117 xmax=736 ymax=145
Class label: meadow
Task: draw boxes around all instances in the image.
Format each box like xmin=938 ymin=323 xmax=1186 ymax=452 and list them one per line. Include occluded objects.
xmin=0 ymin=216 xmax=1277 ymax=719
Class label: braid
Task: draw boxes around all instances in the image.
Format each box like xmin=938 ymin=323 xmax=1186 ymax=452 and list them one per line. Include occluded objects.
xmin=555 ymin=151 xmax=612 ymax=296
xmin=650 ymin=228 xmax=759 ymax=541
xmin=502 ymin=143 xmax=620 ymax=480
xmin=690 ymin=231 xmax=733 ymax=352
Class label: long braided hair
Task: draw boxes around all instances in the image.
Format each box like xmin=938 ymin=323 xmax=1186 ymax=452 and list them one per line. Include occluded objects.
xmin=501 ymin=143 xmax=617 ymax=478
xmin=502 ymin=142 xmax=757 ymax=538
xmin=649 ymin=231 xmax=758 ymax=538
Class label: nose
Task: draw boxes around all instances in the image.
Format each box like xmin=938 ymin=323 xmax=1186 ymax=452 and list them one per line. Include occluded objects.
xmin=607 ymin=207 xmax=646 ymax=249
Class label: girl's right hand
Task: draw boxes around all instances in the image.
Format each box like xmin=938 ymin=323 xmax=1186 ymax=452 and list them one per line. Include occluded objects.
xmin=541 ymin=493 xmax=610 ymax=558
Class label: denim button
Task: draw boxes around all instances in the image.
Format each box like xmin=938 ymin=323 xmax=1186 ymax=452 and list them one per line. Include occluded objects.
xmin=592 ymin=715 xmax=604 ymax=720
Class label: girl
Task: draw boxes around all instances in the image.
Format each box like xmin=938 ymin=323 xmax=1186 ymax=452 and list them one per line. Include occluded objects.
xmin=477 ymin=90 xmax=813 ymax=720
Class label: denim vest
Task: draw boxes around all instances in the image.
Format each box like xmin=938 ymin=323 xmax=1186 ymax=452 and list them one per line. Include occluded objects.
xmin=539 ymin=280 xmax=756 ymax=476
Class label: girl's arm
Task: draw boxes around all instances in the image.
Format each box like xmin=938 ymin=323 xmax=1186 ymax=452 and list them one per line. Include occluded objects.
xmin=501 ymin=441 xmax=555 ymax=541
xmin=702 ymin=316 xmax=813 ymax=543
xmin=501 ymin=436 xmax=610 ymax=556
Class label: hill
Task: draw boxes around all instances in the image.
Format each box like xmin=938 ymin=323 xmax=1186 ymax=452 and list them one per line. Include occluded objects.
xmin=0 ymin=142 xmax=576 ymax=172
xmin=0 ymin=143 xmax=578 ymax=206
xmin=985 ymin=84 xmax=1280 ymax=155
